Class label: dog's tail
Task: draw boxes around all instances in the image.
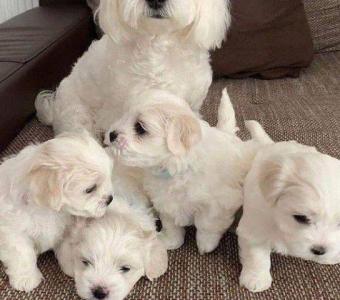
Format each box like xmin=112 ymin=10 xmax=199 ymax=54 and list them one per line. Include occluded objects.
xmin=245 ymin=120 xmax=274 ymax=145
xmin=35 ymin=90 xmax=55 ymax=125
xmin=217 ymin=88 xmax=238 ymax=134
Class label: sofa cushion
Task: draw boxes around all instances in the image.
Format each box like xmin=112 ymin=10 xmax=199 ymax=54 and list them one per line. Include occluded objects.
xmin=0 ymin=4 xmax=95 ymax=151
xmin=303 ymin=0 xmax=340 ymax=53
xmin=211 ymin=0 xmax=314 ymax=79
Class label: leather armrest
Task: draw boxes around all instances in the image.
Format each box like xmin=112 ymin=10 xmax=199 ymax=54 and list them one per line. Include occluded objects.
xmin=0 ymin=5 xmax=95 ymax=151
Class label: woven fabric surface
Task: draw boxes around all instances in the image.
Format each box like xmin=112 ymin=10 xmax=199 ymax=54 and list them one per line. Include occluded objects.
xmin=1 ymin=51 xmax=340 ymax=299
xmin=303 ymin=0 xmax=340 ymax=53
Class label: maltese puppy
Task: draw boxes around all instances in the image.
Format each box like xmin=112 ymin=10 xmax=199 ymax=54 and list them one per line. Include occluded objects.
xmin=104 ymin=89 xmax=266 ymax=254
xmin=35 ymin=0 xmax=230 ymax=137
xmin=237 ymin=132 xmax=340 ymax=292
xmin=56 ymin=198 xmax=168 ymax=300
xmin=0 ymin=132 xmax=114 ymax=292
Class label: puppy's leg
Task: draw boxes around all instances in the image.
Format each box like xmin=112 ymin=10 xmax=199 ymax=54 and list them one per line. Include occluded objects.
xmin=0 ymin=233 xmax=43 ymax=292
xmin=159 ymin=213 xmax=185 ymax=250
xmin=55 ymin=238 xmax=74 ymax=278
xmin=195 ymin=208 xmax=236 ymax=255
xmin=239 ymin=237 xmax=272 ymax=293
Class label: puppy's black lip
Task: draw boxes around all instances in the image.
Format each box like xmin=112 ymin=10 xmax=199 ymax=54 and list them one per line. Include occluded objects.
xmin=155 ymin=218 xmax=163 ymax=232
xmin=106 ymin=195 xmax=114 ymax=206
xmin=151 ymin=14 xmax=164 ymax=19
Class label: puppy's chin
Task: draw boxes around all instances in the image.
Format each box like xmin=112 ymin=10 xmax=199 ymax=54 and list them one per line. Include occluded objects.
xmin=112 ymin=146 xmax=160 ymax=169
xmin=63 ymin=205 xmax=107 ymax=219
xmin=139 ymin=17 xmax=189 ymax=35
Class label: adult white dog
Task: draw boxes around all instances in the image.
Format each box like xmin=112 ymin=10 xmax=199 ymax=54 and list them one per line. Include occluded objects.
xmin=35 ymin=0 xmax=230 ymax=137
xmin=56 ymin=198 xmax=168 ymax=300
xmin=104 ymin=89 xmax=267 ymax=254
xmin=0 ymin=132 xmax=114 ymax=292
xmin=237 ymin=137 xmax=340 ymax=292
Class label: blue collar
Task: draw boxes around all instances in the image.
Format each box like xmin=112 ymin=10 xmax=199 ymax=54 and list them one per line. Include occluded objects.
xmin=151 ymin=168 xmax=173 ymax=179
xmin=151 ymin=165 xmax=193 ymax=179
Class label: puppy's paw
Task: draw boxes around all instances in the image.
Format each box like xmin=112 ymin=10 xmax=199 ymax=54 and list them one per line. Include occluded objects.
xmin=196 ymin=231 xmax=221 ymax=255
xmin=159 ymin=229 xmax=185 ymax=250
xmin=9 ymin=269 xmax=43 ymax=292
xmin=240 ymin=269 xmax=272 ymax=293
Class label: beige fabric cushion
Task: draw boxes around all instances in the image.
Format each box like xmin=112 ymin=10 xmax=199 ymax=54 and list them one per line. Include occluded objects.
xmin=303 ymin=0 xmax=340 ymax=52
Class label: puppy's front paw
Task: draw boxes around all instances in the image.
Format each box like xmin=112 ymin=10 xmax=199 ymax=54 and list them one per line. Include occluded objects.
xmin=240 ymin=269 xmax=272 ymax=293
xmin=9 ymin=269 xmax=43 ymax=292
xmin=196 ymin=231 xmax=221 ymax=255
xmin=159 ymin=229 xmax=185 ymax=250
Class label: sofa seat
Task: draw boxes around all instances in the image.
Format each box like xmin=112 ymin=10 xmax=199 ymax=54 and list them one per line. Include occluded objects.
xmin=1 ymin=51 xmax=340 ymax=299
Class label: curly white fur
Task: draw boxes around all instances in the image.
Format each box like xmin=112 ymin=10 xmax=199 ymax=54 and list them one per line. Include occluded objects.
xmin=0 ymin=132 xmax=114 ymax=292
xmin=35 ymin=0 xmax=230 ymax=137
xmin=104 ymin=89 xmax=267 ymax=254
xmin=238 ymin=140 xmax=340 ymax=293
xmin=56 ymin=198 xmax=168 ymax=300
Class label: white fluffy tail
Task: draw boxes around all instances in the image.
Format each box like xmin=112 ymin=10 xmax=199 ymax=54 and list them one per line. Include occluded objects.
xmin=245 ymin=120 xmax=274 ymax=144
xmin=217 ymin=88 xmax=238 ymax=134
xmin=35 ymin=90 xmax=55 ymax=125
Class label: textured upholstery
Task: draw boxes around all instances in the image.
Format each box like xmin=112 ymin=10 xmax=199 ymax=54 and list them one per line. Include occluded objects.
xmin=1 ymin=51 xmax=340 ymax=299
xmin=303 ymin=0 xmax=340 ymax=52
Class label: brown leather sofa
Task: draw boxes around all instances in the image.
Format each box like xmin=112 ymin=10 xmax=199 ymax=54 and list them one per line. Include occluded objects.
xmin=0 ymin=0 xmax=94 ymax=151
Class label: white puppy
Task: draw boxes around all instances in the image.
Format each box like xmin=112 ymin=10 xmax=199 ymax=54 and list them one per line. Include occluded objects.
xmin=104 ymin=89 xmax=266 ymax=254
xmin=56 ymin=198 xmax=168 ymax=300
xmin=237 ymin=134 xmax=340 ymax=292
xmin=0 ymin=132 xmax=114 ymax=292
xmin=35 ymin=0 xmax=230 ymax=137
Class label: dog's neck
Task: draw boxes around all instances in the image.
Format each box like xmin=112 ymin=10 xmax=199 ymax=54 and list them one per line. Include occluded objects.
xmin=149 ymin=152 xmax=198 ymax=179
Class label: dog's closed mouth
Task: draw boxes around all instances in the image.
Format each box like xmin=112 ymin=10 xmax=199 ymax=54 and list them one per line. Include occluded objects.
xmin=151 ymin=13 xmax=164 ymax=19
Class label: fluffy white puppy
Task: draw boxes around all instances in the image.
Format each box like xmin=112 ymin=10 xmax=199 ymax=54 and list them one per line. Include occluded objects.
xmin=237 ymin=135 xmax=340 ymax=292
xmin=104 ymin=89 xmax=265 ymax=254
xmin=56 ymin=198 xmax=168 ymax=300
xmin=35 ymin=0 xmax=230 ymax=137
xmin=0 ymin=132 xmax=114 ymax=292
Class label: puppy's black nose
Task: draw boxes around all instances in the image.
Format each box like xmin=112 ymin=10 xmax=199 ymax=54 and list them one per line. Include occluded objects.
xmin=146 ymin=0 xmax=166 ymax=10
xmin=311 ymin=246 xmax=326 ymax=256
xmin=109 ymin=131 xmax=118 ymax=143
xmin=106 ymin=195 xmax=113 ymax=206
xmin=92 ymin=287 xmax=109 ymax=299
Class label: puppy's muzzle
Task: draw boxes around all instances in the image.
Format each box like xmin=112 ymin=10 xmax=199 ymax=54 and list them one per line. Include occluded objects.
xmin=146 ymin=0 xmax=166 ymax=10
xmin=106 ymin=195 xmax=114 ymax=206
xmin=311 ymin=246 xmax=327 ymax=256
xmin=92 ymin=286 xmax=109 ymax=299
xmin=109 ymin=131 xmax=118 ymax=143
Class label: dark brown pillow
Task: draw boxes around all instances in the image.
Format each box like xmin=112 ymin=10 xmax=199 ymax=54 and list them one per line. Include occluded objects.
xmin=211 ymin=0 xmax=314 ymax=79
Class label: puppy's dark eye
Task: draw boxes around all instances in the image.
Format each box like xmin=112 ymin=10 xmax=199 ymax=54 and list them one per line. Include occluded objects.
xmin=120 ymin=266 xmax=131 ymax=273
xmin=293 ymin=214 xmax=310 ymax=225
xmin=134 ymin=121 xmax=147 ymax=136
xmin=85 ymin=184 xmax=97 ymax=194
xmin=82 ymin=259 xmax=92 ymax=267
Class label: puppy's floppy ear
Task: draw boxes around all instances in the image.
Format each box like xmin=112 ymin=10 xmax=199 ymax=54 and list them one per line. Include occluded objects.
xmin=144 ymin=234 xmax=168 ymax=281
xmin=28 ymin=165 xmax=64 ymax=211
xmin=258 ymin=157 xmax=300 ymax=205
xmin=27 ymin=145 xmax=66 ymax=211
xmin=189 ymin=0 xmax=230 ymax=50
xmin=98 ymin=0 xmax=131 ymax=43
xmin=167 ymin=114 xmax=202 ymax=156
